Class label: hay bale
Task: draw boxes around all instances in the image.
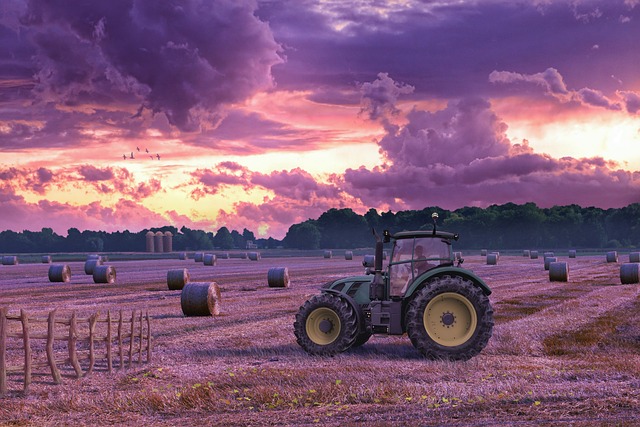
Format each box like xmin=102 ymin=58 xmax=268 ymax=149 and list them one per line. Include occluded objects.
xmin=240 ymin=252 xmax=248 ymax=259
xmin=181 ymin=282 xmax=221 ymax=316
xmin=362 ymin=254 xmax=375 ymax=267
xmin=606 ymin=251 xmax=618 ymax=263
xmin=543 ymin=251 xmax=555 ymax=258
xmin=568 ymin=249 xmax=577 ymax=258
xmin=86 ymin=254 xmax=102 ymax=261
xmin=48 ymin=264 xmax=71 ymax=282
xmin=194 ymin=252 xmax=204 ymax=262
xmin=93 ymin=265 xmax=116 ymax=284
xmin=522 ymin=250 xmax=530 ymax=257
xmin=203 ymin=254 xmax=217 ymax=266
xmin=323 ymin=250 xmax=332 ymax=259
xmin=549 ymin=262 xmax=569 ymax=282
xmin=84 ymin=258 xmax=103 ymax=275
xmin=480 ymin=249 xmax=487 ymax=256
xmin=454 ymin=252 xmax=462 ymax=260
xmin=486 ymin=253 xmax=498 ymax=265
xmin=344 ymin=251 xmax=353 ymax=260
xmin=530 ymin=250 xmax=539 ymax=259
xmin=383 ymin=251 xmax=388 ymax=260
xmin=167 ymin=268 xmax=190 ymax=290
xmin=2 ymin=256 xmax=18 ymax=265
xmin=218 ymin=252 xmax=229 ymax=259
xmin=248 ymin=252 xmax=261 ymax=261
xmin=267 ymin=267 xmax=290 ymax=288
xmin=620 ymin=263 xmax=640 ymax=284
xmin=629 ymin=252 xmax=640 ymax=263
xmin=544 ymin=256 xmax=557 ymax=271
xmin=41 ymin=255 xmax=52 ymax=264
xmin=179 ymin=252 xmax=188 ymax=260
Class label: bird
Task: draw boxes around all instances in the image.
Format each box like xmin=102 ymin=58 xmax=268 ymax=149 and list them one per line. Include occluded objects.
xmin=145 ymin=148 xmax=149 ymax=153
xmin=149 ymin=155 xmax=154 ymax=160
xmin=130 ymin=152 xmax=135 ymax=159
xmin=123 ymin=154 xmax=126 ymax=160
xmin=156 ymin=153 xmax=161 ymax=160
xmin=136 ymin=146 xmax=140 ymax=152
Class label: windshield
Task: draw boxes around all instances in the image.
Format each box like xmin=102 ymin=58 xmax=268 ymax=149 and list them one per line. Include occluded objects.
xmin=388 ymin=237 xmax=452 ymax=296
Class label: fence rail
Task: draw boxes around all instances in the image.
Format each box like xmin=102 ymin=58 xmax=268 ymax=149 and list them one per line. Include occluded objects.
xmin=0 ymin=307 xmax=152 ymax=395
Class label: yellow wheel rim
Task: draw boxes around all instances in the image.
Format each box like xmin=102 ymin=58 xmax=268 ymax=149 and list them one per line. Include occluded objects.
xmin=306 ymin=307 xmax=341 ymax=345
xmin=424 ymin=292 xmax=477 ymax=347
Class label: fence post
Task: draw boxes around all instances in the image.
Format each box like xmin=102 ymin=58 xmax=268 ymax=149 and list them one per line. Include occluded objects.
xmin=138 ymin=311 xmax=143 ymax=364
xmin=88 ymin=313 xmax=98 ymax=375
xmin=128 ymin=310 xmax=135 ymax=369
xmin=69 ymin=312 xmax=82 ymax=378
xmin=146 ymin=311 xmax=152 ymax=363
xmin=46 ymin=310 xmax=62 ymax=384
xmin=0 ymin=307 xmax=7 ymax=395
xmin=20 ymin=309 xmax=32 ymax=392
xmin=106 ymin=310 xmax=112 ymax=374
xmin=118 ymin=310 xmax=123 ymax=370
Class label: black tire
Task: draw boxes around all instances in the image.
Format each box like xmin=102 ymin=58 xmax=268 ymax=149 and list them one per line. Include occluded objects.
xmin=406 ymin=275 xmax=493 ymax=361
xmin=351 ymin=331 xmax=372 ymax=348
xmin=294 ymin=293 xmax=358 ymax=356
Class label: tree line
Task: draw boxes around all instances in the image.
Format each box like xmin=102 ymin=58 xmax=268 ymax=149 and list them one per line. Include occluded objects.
xmin=1 ymin=202 xmax=639 ymax=253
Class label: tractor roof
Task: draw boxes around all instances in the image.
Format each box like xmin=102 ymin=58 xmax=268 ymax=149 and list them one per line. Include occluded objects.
xmin=392 ymin=230 xmax=459 ymax=241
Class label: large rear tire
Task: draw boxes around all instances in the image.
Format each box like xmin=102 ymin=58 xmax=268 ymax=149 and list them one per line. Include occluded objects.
xmin=406 ymin=275 xmax=493 ymax=361
xmin=294 ymin=293 xmax=358 ymax=356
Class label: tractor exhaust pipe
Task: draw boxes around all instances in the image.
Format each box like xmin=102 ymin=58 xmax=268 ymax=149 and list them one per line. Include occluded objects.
xmin=369 ymin=228 xmax=385 ymax=300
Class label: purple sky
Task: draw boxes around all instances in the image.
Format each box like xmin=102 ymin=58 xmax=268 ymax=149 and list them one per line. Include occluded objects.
xmin=1 ymin=0 xmax=639 ymax=238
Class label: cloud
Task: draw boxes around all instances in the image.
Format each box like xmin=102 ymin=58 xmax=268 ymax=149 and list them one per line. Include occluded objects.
xmin=617 ymin=90 xmax=640 ymax=114
xmin=490 ymin=67 xmax=622 ymax=111
xmin=359 ymin=72 xmax=414 ymax=121
xmin=10 ymin=0 xmax=283 ymax=131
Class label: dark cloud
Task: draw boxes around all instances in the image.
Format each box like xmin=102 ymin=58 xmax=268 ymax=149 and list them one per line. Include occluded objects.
xmin=78 ymin=165 xmax=114 ymax=181
xmin=7 ymin=0 xmax=283 ymax=132
xmin=617 ymin=90 xmax=640 ymax=114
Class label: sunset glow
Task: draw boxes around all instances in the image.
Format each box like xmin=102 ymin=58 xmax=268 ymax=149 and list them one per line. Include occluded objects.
xmin=1 ymin=0 xmax=639 ymax=239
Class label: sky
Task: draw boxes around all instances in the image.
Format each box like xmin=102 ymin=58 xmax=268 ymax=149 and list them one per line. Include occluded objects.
xmin=1 ymin=0 xmax=639 ymax=239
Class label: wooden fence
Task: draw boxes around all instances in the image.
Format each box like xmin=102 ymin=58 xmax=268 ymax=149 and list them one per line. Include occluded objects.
xmin=0 ymin=307 xmax=152 ymax=395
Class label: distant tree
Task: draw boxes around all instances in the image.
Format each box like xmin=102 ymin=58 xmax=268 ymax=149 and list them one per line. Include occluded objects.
xmin=213 ymin=227 xmax=234 ymax=249
xmin=316 ymin=208 xmax=369 ymax=248
xmin=284 ymin=221 xmax=321 ymax=249
xmin=230 ymin=230 xmax=244 ymax=248
xmin=242 ymin=228 xmax=256 ymax=243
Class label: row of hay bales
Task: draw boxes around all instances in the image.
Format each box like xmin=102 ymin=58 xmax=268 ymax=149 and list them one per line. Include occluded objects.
xmin=47 ymin=254 xmax=116 ymax=284
xmin=190 ymin=251 xmax=262 ymax=264
xmin=166 ymin=266 xmax=290 ymax=317
xmin=145 ymin=231 xmax=173 ymax=253
xmin=481 ymin=249 xmax=640 ymax=285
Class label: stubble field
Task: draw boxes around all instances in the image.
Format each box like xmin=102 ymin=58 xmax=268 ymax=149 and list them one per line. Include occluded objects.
xmin=0 ymin=252 xmax=639 ymax=426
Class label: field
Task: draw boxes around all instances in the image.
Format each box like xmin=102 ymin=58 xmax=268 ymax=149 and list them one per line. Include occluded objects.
xmin=0 ymin=252 xmax=639 ymax=426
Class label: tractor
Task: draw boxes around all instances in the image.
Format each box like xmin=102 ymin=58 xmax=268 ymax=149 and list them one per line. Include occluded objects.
xmin=294 ymin=213 xmax=493 ymax=360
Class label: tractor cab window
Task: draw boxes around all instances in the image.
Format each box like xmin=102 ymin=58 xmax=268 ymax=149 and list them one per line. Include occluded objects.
xmin=389 ymin=237 xmax=452 ymax=296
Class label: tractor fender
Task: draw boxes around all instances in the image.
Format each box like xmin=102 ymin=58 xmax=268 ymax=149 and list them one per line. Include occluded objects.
xmin=321 ymin=288 xmax=366 ymax=332
xmin=405 ymin=266 xmax=492 ymax=299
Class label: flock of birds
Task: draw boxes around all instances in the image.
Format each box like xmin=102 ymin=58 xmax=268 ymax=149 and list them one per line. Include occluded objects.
xmin=122 ymin=147 xmax=161 ymax=160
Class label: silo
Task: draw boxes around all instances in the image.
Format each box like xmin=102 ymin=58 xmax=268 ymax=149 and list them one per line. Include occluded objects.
xmin=163 ymin=231 xmax=173 ymax=252
xmin=154 ymin=231 xmax=164 ymax=253
xmin=145 ymin=231 xmax=155 ymax=252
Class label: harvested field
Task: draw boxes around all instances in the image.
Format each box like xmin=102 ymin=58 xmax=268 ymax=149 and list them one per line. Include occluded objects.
xmin=0 ymin=253 xmax=639 ymax=426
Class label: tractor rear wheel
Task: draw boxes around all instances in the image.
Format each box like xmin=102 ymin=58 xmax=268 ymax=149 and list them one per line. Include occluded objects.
xmin=294 ymin=293 xmax=358 ymax=356
xmin=406 ymin=275 xmax=493 ymax=361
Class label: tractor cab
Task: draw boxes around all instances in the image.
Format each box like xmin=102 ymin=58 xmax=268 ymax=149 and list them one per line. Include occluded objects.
xmin=387 ymin=231 xmax=457 ymax=297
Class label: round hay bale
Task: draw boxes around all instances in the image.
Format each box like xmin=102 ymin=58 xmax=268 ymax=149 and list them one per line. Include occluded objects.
xmin=179 ymin=252 xmax=188 ymax=260
xmin=480 ymin=249 xmax=487 ymax=256
xmin=568 ymin=249 xmax=577 ymax=258
xmin=549 ymin=262 xmax=569 ymax=282
xmin=248 ymin=252 xmax=261 ymax=261
xmin=181 ymin=282 xmax=221 ymax=316
xmin=240 ymin=252 xmax=248 ymax=259
xmin=486 ymin=253 xmax=498 ymax=265
xmin=84 ymin=258 xmax=103 ymax=275
xmin=620 ymin=263 xmax=640 ymax=284
xmin=544 ymin=256 xmax=557 ymax=271
xmin=629 ymin=252 xmax=640 ymax=263
xmin=362 ymin=254 xmax=375 ymax=267
xmin=267 ymin=267 xmax=290 ymax=288
xmin=167 ymin=268 xmax=190 ymax=290
xmin=93 ymin=265 xmax=116 ymax=284
xmin=383 ymin=251 xmax=388 ymax=260
xmin=530 ymin=250 xmax=539 ymax=259
xmin=344 ymin=251 xmax=353 ymax=260
xmin=606 ymin=251 xmax=618 ymax=263
xmin=194 ymin=252 xmax=204 ymax=262
xmin=323 ymin=250 xmax=332 ymax=259
xmin=86 ymin=254 xmax=102 ymax=261
xmin=203 ymin=254 xmax=217 ymax=266
xmin=48 ymin=264 xmax=71 ymax=283
xmin=218 ymin=252 xmax=229 ymax=259
xmin=454 ymin=252 xmax=462 ymax=260
xmin=2 ymin=256 xmax=18 ymax=265
xmin=522 ymin=250 xmax=530 ymax=257
xmin=41 ymin=255 xmax=52 ymax=264
xmin=543 ymin=251 xmax=555 ymax=258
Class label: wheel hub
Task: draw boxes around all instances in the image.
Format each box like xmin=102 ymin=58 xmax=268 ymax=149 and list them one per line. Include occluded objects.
xmin=319 ymin=319 xmax=333 ymax=334
xmin=441 ymin=311 xmax=456 ymax=327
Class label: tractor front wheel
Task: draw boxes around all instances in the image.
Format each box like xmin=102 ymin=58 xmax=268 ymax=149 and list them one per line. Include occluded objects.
xmin=294 ymin=293 xmax=358 ymax=356
xmin=406 ymin=275 xmax=493 ymax=361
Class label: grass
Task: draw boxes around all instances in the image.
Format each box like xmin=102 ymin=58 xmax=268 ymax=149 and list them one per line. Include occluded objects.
xmin=0 ymin=254 xmax=639 ymax=425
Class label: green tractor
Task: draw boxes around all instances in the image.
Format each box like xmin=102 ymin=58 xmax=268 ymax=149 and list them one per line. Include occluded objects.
xmin=294 ymin=213 xmax=493 ymax=361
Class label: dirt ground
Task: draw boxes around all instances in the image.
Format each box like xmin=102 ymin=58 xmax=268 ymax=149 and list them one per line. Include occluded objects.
xmin=0 ymin=252 xmax=639 ymax=426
